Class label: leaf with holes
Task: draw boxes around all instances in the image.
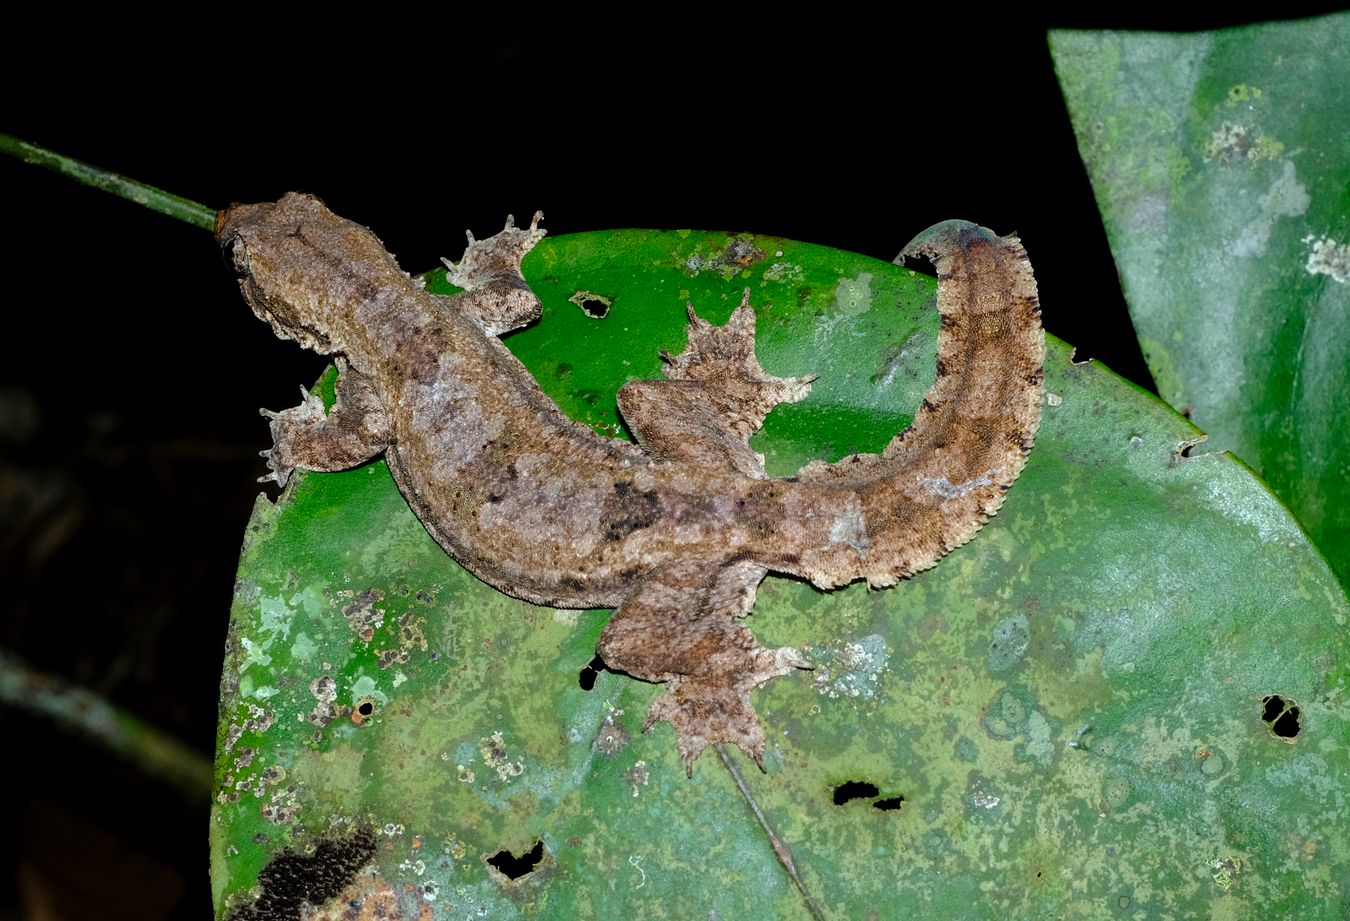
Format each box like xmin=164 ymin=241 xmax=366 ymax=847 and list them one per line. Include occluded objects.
xmin=213 ymin=228 xmax=1349 ymax=920
xmin=1051 ymin=16 xmax=1350 ymax=588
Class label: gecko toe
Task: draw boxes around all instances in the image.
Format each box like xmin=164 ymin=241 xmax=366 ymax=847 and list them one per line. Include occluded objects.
xmin=645 ymin=675 xmax=770 ymax=775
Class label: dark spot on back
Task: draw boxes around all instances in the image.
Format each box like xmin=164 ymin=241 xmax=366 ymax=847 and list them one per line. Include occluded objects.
xmin=604 ymin=488 xmax=660 ymax=542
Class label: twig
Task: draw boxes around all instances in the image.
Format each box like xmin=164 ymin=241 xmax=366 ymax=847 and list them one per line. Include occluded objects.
xmin=0 ymin=133 xmax=216 ymax=230
xmin=715 ymin=743 xmax=827 ymax=921
xmin=0 ymin=647 xmax=213 ymax=799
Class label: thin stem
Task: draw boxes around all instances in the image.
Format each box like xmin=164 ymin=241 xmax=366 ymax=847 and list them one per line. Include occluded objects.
xmin=0 ymin=133 xmax=216 ymax=231
xmin=0 ymin=647 xmax=213 ymax=799
xmin=715 ymin=744 xmax=828 ymax=921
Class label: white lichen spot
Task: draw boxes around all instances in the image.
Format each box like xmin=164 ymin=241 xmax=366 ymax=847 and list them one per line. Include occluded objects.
xmin=970 ymin=789 xmax=1001 ymax=809
xmin=1303 ymin=234 xmax=1350 ymax=283
xmin=1202 ymin=477 xmax=1303 ymax=545
xmin=239 ymin=636 xmax=273 ymax=670
xmin=918 ymin=468 xmax=1001 ymax=499
xmin=1211 ymin=856 xmax=1242 ymax=891
xmin=1046 ymin=391 xmax=1063 ymax=406
xmin=551 ymin=609 xmax=580 ymax=626
xmin=1233 ymin=160 xmax=1310 ymax=258
xmin=479 ymin=731 xmax=525 ymax=781
xmin=628 ymin=854 xmax=647 ymax=889
xmin=624 ymin=760 xmax=649 ymax=797
xmin=1024 ymin=710 xmax=1054 ymax=766
xmin=457 ymin=764 xmax=476 ymax=783
xmin=833 ymin=272 xmax=874 ymax=316
xmin=764 ymin=262 xmax=805 ymax=284
xmin=349 ymin=674 xmax=388 ymax=706
xmin=260 ymin=781 xmax=301 ymax=825
xmin=382 ymin=822 xmax=405 ymax=836
xmin=392 ymin=671 xmax=408 ymax=688
xmin=258 ymin=593 xmax=296 ymax=640
xmin=398 ymin=858 xmax=427 ymax=876
xmin=812 ymin=634 xmax=889 ymax=700
xmin=289 ymin=631 xmax=317 ymax=661
xmin=1203 ymin=122 xmax=1284 ymax=164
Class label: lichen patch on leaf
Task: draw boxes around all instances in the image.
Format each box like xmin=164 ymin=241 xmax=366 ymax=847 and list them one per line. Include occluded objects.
xmin=1232 ymin=161 xmax=1309 ymax=258
xmin=1303 ymin=235 xmax=1350 ymax=283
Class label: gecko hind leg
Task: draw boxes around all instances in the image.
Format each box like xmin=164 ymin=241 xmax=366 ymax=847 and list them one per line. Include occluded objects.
xmin=260 ymin=358 xmax=392 ymax=487
xmin=597 ymin=557 xmax=811 ymax=775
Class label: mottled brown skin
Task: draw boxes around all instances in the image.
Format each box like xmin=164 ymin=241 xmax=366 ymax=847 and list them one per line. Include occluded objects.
xmin=217 ymin=195 xmax=1043 ymax=773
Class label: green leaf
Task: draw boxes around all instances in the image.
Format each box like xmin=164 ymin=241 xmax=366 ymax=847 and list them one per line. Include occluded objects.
xmin=213 ymin=229 xmax=1349 ymax=920
xmin=1050 ymin=16 xmax=1350 ymax=586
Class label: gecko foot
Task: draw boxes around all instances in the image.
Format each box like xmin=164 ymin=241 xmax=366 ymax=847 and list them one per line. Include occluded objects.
xmin=661 ymin=291 xmax=816 ymax=441
xmin=256 ymin=362 xmax=393 ymax=487
xmin=643 ymin=646 xmax=811 ymax=776
xmin=440 ymin=211 xmax=546 ymax=292
xmin=597 ymin=557 xmax=811 ymax=775
xmin=258 ymin=388 xmax=328 ymax=486
xmin=440 ymin=212 xmax=547 ymax=336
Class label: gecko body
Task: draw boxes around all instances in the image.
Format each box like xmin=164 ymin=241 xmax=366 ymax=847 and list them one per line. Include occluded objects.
xmin=218 ymin=194 xmax=1043 ymax=772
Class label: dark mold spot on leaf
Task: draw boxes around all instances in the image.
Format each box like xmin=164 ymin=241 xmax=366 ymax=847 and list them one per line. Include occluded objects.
xmin=568 ymin=290 xmax=613 ymax=319
xmin=833 ymin=780 xmax=880 ymax=805
xmin=487 ymin=839 xmax=545 ymax=880
xmin=225 ymin=826 xmax=376 ymax=921
xmin=873 ymin=795 xmax=906 ymax=811
xmin=1260 ymin=694 xmax=1301 ymax=741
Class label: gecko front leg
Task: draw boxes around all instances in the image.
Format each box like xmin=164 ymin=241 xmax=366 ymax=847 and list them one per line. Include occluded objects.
xmin=597 ymin=557 xmax=811 ymax=775
xmin=260 ymin=358 xmax=392 ymax=486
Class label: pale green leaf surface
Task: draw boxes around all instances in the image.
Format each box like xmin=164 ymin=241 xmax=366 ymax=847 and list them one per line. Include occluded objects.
xmin=213 ymin=230 xmax=1349 ymax=920
xmin=1051 ymin=16 xmax=1350 ymax=585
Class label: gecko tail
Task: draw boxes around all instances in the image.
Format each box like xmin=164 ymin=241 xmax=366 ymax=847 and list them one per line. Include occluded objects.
xmin=793 ymin=220 xmax=1044 ymax=589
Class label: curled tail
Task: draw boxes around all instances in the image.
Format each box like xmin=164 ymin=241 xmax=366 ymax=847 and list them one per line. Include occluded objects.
xmin=794 ymin=220 xmax=1044 ymax=588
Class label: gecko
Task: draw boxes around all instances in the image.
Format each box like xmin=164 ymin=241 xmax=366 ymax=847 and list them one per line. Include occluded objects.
xmin=216 ymin=194 xmax=1043 ymax=774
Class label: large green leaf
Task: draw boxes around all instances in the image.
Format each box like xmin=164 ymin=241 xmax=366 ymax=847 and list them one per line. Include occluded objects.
xmin=1050 ymin=16 xmax=1350 ymax=586
xmin=213 ymin=229 xmax=1349 ymax=920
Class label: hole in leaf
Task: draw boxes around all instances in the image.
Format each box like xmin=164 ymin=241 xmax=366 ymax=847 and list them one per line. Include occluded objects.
xmin=578 ymin=655 xmax=605 ymax=691
xmin=351 ymin=696 xmax=377 ymax=725
xmin=1260 ymin=694 xmax=1301 ymax=741
xmin=487 ymin=840 xmax=544 ymax=880
xmin=1272 ymin=706 xmax=1301 ymax=739
xmin=569 ymin=290 xmax=612 ymax=319
xmin=832 ymin=780 xmax=879 ymax=805
xmin=873 ymin=795 xmax=906 ymax=811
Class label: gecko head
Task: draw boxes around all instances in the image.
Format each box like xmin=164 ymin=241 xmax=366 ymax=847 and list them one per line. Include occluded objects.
xmin=216 ymin=194 xmax=346 ymax=354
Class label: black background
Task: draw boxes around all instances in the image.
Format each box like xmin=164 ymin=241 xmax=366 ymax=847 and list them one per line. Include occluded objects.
xmin=1 ymin=13 xmax=1336 ymax=918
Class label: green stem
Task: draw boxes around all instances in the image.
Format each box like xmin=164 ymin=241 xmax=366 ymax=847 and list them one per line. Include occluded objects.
xmin=0 ymin=132 xmax=216 ymax=231
xmin=0 ymin=647 xmax=213 ymax=799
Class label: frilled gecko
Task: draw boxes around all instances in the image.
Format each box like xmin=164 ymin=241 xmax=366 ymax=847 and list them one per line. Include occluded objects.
xmin=216 ymin=194 xmax=1043 ymax=774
